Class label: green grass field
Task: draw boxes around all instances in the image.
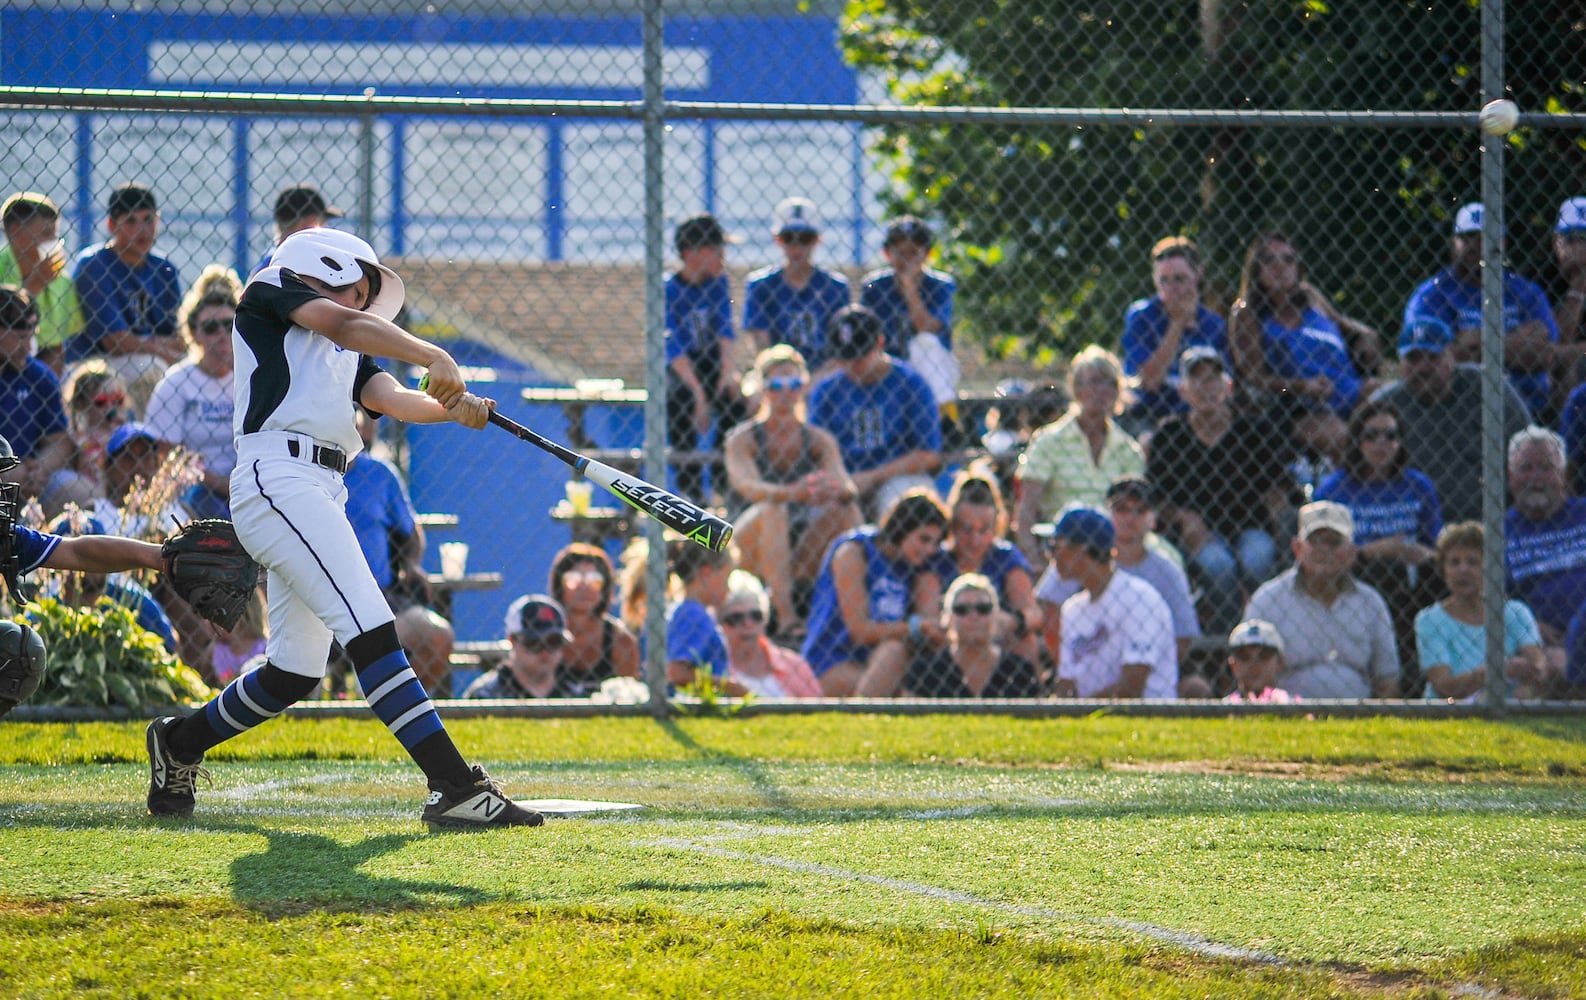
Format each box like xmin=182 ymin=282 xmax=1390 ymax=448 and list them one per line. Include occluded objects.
xmin=2 ymin=714 xmax=1585 ymax=998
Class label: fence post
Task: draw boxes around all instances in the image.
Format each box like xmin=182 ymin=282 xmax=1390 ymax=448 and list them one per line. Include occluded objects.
xmin=1479 ymin=0 xmax=1508 ymax=713
xmin=642 ymin=0 xmax=671 ymax=718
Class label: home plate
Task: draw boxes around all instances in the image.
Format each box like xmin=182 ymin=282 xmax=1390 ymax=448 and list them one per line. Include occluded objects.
xmin=523 ymin=799 xmax=645 ymax=817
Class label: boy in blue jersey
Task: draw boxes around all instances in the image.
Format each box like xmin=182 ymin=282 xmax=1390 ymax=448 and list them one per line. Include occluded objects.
xmin=666 ymin=213 xmax=749 ymax=502
xmin=742 ymin=198 xmax=851 ymax=373
xmin=859 ymin=217 xmax=960 ymax=436
xmin=807 ymin=305 xmax=942 ymax=519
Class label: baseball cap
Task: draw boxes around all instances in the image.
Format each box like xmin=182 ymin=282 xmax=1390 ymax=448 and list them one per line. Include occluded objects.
xmin=1398 ymin=316 xmax=1454 ymax=358
xmin=771 ymin=197 xmax=820 ymax=236
xmin=505 ymin=593 xmax=573 ymax=644
xmin=1032 ymin=504 xmax=1115 ymax=554
xmin=1556 ymin=196 xmax=1586 ymax=234
xmin=884 ymin=215 xmax=934 ymax=247
xmin=274 ymin=185 xmax=343 ymax=224
xmin=827 ymin=304 xmax=882 ymax=360
xmin=106 ymin=422 xmax=158 ymax=458
xmin=1228 ymin=618 xmax=1285 ymax=656
xmin=1105 ymin=477 xmax=1155 ymax=507
xmin=1178 ymin=344 xmax=1226 ymax=374
xmin=1297 ymin=500 xmax=1354 ymax=542
xmin=1 ymin=191 xmax=59 ymax=226
xmin=107 ymin=184 xmax=157 ymax=219
xmin=1453 ymin=202 xmax=1500 ymax=236
xmin=674 ymin=213 xmax=739 ymax=253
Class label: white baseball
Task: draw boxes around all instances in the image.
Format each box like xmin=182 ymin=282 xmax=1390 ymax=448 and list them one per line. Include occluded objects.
xmin=1479 ymin=99 xmax=1520 ymax=136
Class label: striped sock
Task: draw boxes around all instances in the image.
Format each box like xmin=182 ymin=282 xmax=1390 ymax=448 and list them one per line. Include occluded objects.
xmin=349 ymin=623 xmax=470 ymax=786
xmin=169 ymin=662 xmax=318 ymax=759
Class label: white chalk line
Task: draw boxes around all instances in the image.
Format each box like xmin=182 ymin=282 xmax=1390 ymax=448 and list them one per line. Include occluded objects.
xmin=645 ymin=833 xmax=1285 ymax=965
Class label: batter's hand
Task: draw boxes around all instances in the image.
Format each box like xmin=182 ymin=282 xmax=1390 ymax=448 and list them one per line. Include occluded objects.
xmin=446 ymin=393 xmax=495 ymax=429
xmin=421 ymin=356 xmax=466 ymax=407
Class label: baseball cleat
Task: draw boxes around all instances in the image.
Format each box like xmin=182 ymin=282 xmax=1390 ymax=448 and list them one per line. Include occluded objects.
xmin=146 ymin=716 xmax=212 ymax=818
xmin=421 ymin=765 xmax=544 ymax=830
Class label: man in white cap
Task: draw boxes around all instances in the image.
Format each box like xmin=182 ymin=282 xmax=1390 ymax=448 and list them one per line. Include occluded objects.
xmin=1244 ymin=500 xmax=1400 ymax=699
xmin=1222 ymin=618 xmax=1298 ymax=703
xmin=1553 ymin=196 xmax=1586 ymax=353
xmin=1402 ymin=202 xmax=1559 ymax=420
xmin=742 ymin=197 xmax=851 ymax=373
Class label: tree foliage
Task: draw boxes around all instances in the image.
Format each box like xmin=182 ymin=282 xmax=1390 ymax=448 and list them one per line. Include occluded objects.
xmin=840 ymin=0 xmax=1586 ymax=364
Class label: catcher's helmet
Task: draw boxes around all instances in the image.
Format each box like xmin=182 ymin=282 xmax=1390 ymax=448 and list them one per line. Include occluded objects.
xmin=0 ymin=433 xmax=17 ymax=474
xmin=0 ymin=619 xmax=46 ymax=720
xmin=269 ymin=227 xmax=405 ymax=322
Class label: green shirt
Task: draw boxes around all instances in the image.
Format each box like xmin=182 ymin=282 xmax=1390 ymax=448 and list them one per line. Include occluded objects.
xmin=0 ymin=244 xmax=84 ymax=350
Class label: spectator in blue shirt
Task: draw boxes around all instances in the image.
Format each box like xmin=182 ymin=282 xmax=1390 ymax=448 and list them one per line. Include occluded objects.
xmin=665 ymin=537 xmax=746 ymax=695
xmin=807 ymin=305 xmax=942 ymax=519
xmin=0 ymin=285 xmax=86 ymax=513
xmin=1504 ymin=427 xmax=1586 ymax=675
xmin=69 ymin=184 xmax=186 ymax=416
xmin=1314 ymin=399 xmax=1443 ymax=690
xmin=742 ymin=198 xmax=851 ymax=373
xmin=1404 ymin=203 xmax=1561 ymax=421
xmin=666 ymin=213 xmax=749 ymax=502
xmin=1121 ymin=236 xmax=1228 ymax=433
xmin=859 ymin=217 xmax=960 ymax=437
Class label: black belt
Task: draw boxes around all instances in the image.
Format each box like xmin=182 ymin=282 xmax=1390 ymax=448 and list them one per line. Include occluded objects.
xmin=286 ymin=439 xmax=347 ymax=473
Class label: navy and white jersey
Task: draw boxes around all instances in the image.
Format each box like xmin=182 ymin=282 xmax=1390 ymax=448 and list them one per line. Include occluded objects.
xmin=14 ymin=525 xmax=62 ymax=577
xmin=233 ymin=267 xmax=384 ymax=456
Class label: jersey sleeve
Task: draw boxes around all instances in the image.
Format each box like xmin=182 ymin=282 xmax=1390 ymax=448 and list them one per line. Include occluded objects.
xmin=352 ymin=355 xmax=386 ymax=411
xmin=14 ymin=526 xmax=62 ymax=576
xmin=243 ymin=267 xmax=327 ymax=328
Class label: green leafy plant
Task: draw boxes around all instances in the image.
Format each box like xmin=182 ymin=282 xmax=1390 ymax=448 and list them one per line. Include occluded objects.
xmin=19 ymin=597 xmax=213 ymax=711
xmin=670 ymin=670 xmax=754 ymax=718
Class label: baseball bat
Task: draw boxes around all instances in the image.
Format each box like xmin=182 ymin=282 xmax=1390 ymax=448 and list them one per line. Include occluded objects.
xmin=486 ymin=411 xmax=734 ymax=552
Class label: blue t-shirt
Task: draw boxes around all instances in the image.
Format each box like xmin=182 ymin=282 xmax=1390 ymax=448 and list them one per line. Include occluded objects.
xmin=1404 ymin=267 xmax=1559 ymax=419
xmin=742 ymin=265 xmax=851 ymax=371
xmin=1313 ymin=469 xmax=1442 ymax=547
xmin=104 ymin=579 xmax=179 ymax=654
xmin=1259 ymin=306 xmax=1359 ymax=415
xmin=664 ymin=273 xmax=735 ymax=366
xmin=344 ymin=453 xmax=419 ymax=590
xmin=69 ymin=245 xmax=183 ymax=363
xmin=1504 ymin=496 xmax=1586 ymax=634
xmin=858 ymin=268 xmax=955 ymax=355
xmin=1560 ymin=383 xmax=1586 ymax=496
xmin=801 ymin=527 xmax=919 ymax=673
xmin=927 ymin=540 xmax=1033 ymax=597
xmin=1416 ymin=600 xmax=1539 ymax=700
xmin=807 ymin=360 xmax=942 ymax=474
xmin=0 ymin=359 xmax=68 ymax=460
xmin=1120 ymin=298 xmax=1229 ymax=418
xmin=666 ymin=598 xmax=728 ymax=679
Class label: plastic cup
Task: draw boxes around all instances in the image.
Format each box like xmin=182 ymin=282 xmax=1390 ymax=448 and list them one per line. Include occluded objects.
xmin=566 ymin=479 xmax=594 ymax=516
xmin=439 ymin=542 xmax=468 ymax=580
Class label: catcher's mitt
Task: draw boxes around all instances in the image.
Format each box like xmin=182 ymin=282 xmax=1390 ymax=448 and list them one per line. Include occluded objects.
xmin=161 ymin=519 xmax=260 ymax=631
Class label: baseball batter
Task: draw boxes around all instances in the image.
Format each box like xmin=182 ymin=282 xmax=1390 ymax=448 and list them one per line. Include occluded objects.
xmin=145 ymin=227 xmax=541 ymax=829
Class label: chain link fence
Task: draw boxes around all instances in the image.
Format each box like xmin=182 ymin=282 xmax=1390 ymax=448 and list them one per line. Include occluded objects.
xmin=2 ymin=0 xmax=1584 ymax=711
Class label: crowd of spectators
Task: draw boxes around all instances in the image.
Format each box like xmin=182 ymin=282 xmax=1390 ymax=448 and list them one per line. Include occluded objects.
xmin=9 ymin=180 xmax=1586 ymax=703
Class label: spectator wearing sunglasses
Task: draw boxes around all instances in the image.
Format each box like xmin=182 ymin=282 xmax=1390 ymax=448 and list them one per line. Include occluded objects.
xmin=0 ymin=284 xmax=84 ymax=513
xmin=547 ymin=541 xmax=640 ymax=696
xmin=725 ymin=344 xmax=860 ymax=633
xmin=903 ymin=573 xmax=1040 ymax=698
xmin=721 ymin=575 xmax=822 ymax=698
xmin=463 ymin=594 xmax=581 ymax=699
xmin=1044 ymin=504 xmax=1178 ymax=700
xmin=742 ymin=198 xmax=851 ymax=374
xmin=1221 ymin=618 xmax=1299 ymax=703
xmin=145 ymin=266 xmax=243 ymax=519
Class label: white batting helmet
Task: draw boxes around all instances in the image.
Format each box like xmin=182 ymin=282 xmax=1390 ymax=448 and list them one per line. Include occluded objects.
xmin=270 ymin=227 xmax=405 ymax=322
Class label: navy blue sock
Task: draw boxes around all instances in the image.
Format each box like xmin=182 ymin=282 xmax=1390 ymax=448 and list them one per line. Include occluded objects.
xmin=168 ymin=662 xmax=319 ymax=760
xmin=348 ymin=623 xmax=472 ymax=787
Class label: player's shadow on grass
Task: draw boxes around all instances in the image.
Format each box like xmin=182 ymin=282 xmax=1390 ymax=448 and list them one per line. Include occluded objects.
xmin=226 ymin=827 xmax=497 ymax=915
xmin=655 ymin=719 xmax=794 ymax=811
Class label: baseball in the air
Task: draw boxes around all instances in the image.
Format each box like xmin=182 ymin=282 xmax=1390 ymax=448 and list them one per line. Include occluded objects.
xmin=1479 ymin=99 xmax=1520 ymax=136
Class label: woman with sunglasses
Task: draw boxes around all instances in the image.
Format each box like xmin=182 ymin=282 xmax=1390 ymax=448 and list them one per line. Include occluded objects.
xmin=1312 ymin=399 xmax=1442 ymax=690
xmin=59 ymin=359 xmax=128 ymax=505
xmin=721 ymin=576 xmax=822 ymax=698
xmin=929 ymin=469 xmax=1042 ymax=664
xmin=144 ymin=265 xmax=241 ymax=518
xmin=724 ymin=344 xmax=860 ymax=634
xmin=1228 ymin=231 xmax=1381 ymax=466
xmin=902 ymin=573 xmax=1039 ymax=698
xmin=546 ymin=541 xmax=640 ymax=696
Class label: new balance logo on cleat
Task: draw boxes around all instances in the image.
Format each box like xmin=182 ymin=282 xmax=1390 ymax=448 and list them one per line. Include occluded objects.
xmin=420 ymin=764 xmax=543 ymax=830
